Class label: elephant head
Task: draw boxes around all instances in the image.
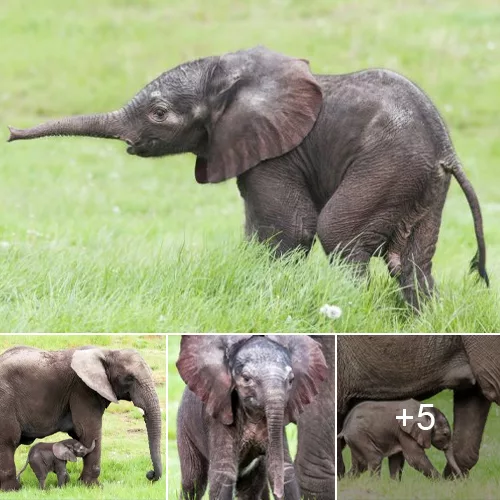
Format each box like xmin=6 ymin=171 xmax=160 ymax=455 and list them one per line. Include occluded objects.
xmin=399 ymin=404 xmax=462 ymax=477
xmin=71 ymin=348 xmax=162 ymax=481
xmin=7 ymin=46 xmax=322 ymax=184
xmin=53 ymin=439 xmax=95 ymax=462
xmin=176 ymin=335 xmax=327 ymax=499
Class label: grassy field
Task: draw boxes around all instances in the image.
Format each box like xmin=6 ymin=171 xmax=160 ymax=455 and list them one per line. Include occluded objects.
xmin=0 ymin=335 xmax=166 ymax=500
xmin=339 ymin=391 xmax=500 ymax=500
xmin=168 ymin=335 xmax=299 ymax=498
xmin=0 ymin=0 xmax=498 ymax=332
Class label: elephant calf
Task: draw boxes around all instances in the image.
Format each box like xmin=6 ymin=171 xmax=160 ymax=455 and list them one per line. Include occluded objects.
xmin=16 ymin=438 xmax=95 ymax=489
xmin=176 ymin=335 xmax=328 ymax=500
xmin=338 ymin=399 xmax=461 ymax=480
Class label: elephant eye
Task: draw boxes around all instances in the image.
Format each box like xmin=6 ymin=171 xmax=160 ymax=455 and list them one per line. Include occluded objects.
xmin=241 ymin=374 xmax=251 ymax=384
xmin=288 ymin=376 xmax=294 ymax=386
xmin=151 ymin=107 xmax=167 ymax=122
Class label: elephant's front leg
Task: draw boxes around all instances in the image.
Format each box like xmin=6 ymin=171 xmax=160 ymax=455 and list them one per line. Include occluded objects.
xmin=79 ymin=434 xmax=102 ymax=485
xmin=207 ymin=424 xmax=237 ymax=500
xmin=444 ymin=387 xmax=491 ymax=477
xmin=70 ymin=391 xmax=106 ymax=485
xmin=237 ymin=165 xmax=319 ymax=257
xmin=0 ymin=445 xmax=21 ymax=491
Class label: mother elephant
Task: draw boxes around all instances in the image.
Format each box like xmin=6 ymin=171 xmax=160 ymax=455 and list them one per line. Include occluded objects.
xmin=0 ymin=346 xmax=162 ymax=491
xmin=337 ymin=335 xmax=499 ymax=479
xmin=7 ymin=46 xmax=488 ymax=308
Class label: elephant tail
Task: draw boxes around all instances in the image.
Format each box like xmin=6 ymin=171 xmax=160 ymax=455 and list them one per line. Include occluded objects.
xmin=449 ymin=161 xmax=489 ymax=287
xmin=16 ymin=457 xmax=30 ymax=482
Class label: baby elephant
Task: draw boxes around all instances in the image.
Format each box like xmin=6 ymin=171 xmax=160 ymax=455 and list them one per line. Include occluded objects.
xmin=17 ymin=438 xmax=95 ymax=489
xmin=339 ymin=399 xmax=462 ymax=480
xmin=176 ymin=335 xmax=328 ymax=500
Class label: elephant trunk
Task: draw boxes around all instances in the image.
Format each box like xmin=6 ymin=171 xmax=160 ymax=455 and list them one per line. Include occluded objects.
xmin=7 ymin=109 xmax=129 ymax=143
xmin=133 ymin=379 xmax=163 ymax=481
xmin=265 ymin=389 xmax=286 ymax=500
xmin=444 ymin=444 xmax=463 ymax=478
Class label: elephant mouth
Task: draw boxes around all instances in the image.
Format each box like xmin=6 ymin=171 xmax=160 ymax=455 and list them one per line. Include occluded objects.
xmin=126 ymin=140 xmax=159 ymax=158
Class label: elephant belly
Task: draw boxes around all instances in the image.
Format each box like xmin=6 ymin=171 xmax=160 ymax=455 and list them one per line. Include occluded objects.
xmin=20 ymin=412 xmax=74 ymax=440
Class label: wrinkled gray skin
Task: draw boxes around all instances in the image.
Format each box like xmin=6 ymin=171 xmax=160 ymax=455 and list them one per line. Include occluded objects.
xmin=0 ymin=346 xmax=162 ymax=491
xmin=293 ymin=336 xmax=335 ymax=500
xmin=338 ymin=399 xmax=462 ymax=480
xmin=7 ymin=46 xmax=488 ymax=309
xmin=175 ymin=335 xmax=327 ymax=500
xmin=16 ymin=438 xmax=95 ymax=489
xmin=337 ymin=336 xmax=500 ymax=480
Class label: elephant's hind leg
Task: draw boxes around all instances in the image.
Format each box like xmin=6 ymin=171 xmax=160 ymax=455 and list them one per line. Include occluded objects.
xmin=388 ymin=452 xmax=405 ymax=480
xmin=317 ymin=170 xmax=399 ymax=277
xmin=394 ymin=196 xmax=447 ymax=310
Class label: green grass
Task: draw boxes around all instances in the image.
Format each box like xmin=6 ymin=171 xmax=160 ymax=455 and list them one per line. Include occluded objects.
xmin=168 ymin=335 xmax=298 ymax=499
xmin=339 ymin=391 xmax=500 ymax=500
xmin=0 ymin=0 xmax=499 ymax=331
xmin=0 ymin=335 xmax=166 ymax=500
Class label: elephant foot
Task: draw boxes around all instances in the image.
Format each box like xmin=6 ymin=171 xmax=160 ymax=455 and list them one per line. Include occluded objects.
xmin=1 ymin=478 xmax=21 ymax=491
xmin=78 ymin=476 xmax=101 ymax=487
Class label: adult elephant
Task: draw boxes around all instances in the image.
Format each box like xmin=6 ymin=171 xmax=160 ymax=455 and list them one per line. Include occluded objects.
xmin=337 ymin=335 xmax=497 ymax=479
xmin=7 ymin=46 xmax=488 ymax=308
xmin=0 ymin=346 xmax=163 ymax=491
xmin=294 ymin=336 xmax=336 ymax=500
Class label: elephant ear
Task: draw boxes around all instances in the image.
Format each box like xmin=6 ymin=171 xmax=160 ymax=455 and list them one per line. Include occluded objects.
xmin=53 ymin=442 xmax=77 ymax=462
xmin=268 ymin=335 xmax=328 ymax=423
xmin=176 ymin=335 xmax=252 ymax=425
xmin=71 ymin=348 xmax=118 ymax=403
xmin=398 ymin=407 xmax=432 ymax=450
xmin=196 ymin=46 xmax=323 ymax=184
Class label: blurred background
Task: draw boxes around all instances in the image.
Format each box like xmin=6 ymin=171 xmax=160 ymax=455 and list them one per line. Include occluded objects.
xmin=0 ymin=0 xmax=498 ymax=332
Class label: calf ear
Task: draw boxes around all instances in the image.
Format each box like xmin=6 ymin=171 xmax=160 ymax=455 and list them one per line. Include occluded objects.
xmin=176 ymin=335 xmax=252 ymax=425
xmin=198 ymin=46 xmax=322 ymax=184
xmin=53 ymin=443 xmax=77 ymax=462
xmin=398 ymin=414 xmax=432 ymax=449
xmin=268 ymin=335 xmax=328 ymax=423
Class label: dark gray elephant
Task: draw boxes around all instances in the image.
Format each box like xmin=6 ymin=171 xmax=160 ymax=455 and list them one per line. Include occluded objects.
xmin=7 ymin=46 xmax=488 ymax=308
xmin=0 ymin=346 xmax=162 ymax=491
xmin=175 ymin=335 xmax=327 ymax=500
xmin=16 ymin=438 xmax=95 ymax=489
xmin=337 ymin=335 xmax=500 ymax=479
xmin=338 ymin=399 xmax=462 ymax=480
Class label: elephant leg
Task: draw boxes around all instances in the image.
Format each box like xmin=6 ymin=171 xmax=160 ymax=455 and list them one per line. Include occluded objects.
xmin=348 ymin=454 xmax=368 ymax=478
xmin=236 ymin=457 xmax=268 ymax=500
xmin=399 ymin=433 xmax=440 ymax=479
xmin=55 ymin=461 xmax=70 ymax=487
xmin=178 ymin=435 xmax=208 ymax=500
xmin=388 ymin=452 xmax=405 ymax=480
xmin=70 ymin=392 xmax=104 ymax=485
xmin=317 ymin=168 xmax=400 ymax=279
xmin=0 ymin=438 xmax=21 ymax=491
xmin=236 ymin=164 xmax=319 ymax=256
xmin=444 ymin=387 xmax=491 ymax=478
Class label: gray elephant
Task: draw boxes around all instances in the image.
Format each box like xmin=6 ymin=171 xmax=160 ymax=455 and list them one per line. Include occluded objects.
xmin=7 ymin=46 xmax=488 ymax=308
xmin=337 ymin=335 xmax=500 ymax=480
xmin=338 ymin=399 xmax=462 ymax=480
xmin=0 ymin=346 xmax=162 ymax=491
xmin=175 ymin=335 xmax=328 ymax=500
xmin=16 ymin=438 xmax=95 ymax=489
